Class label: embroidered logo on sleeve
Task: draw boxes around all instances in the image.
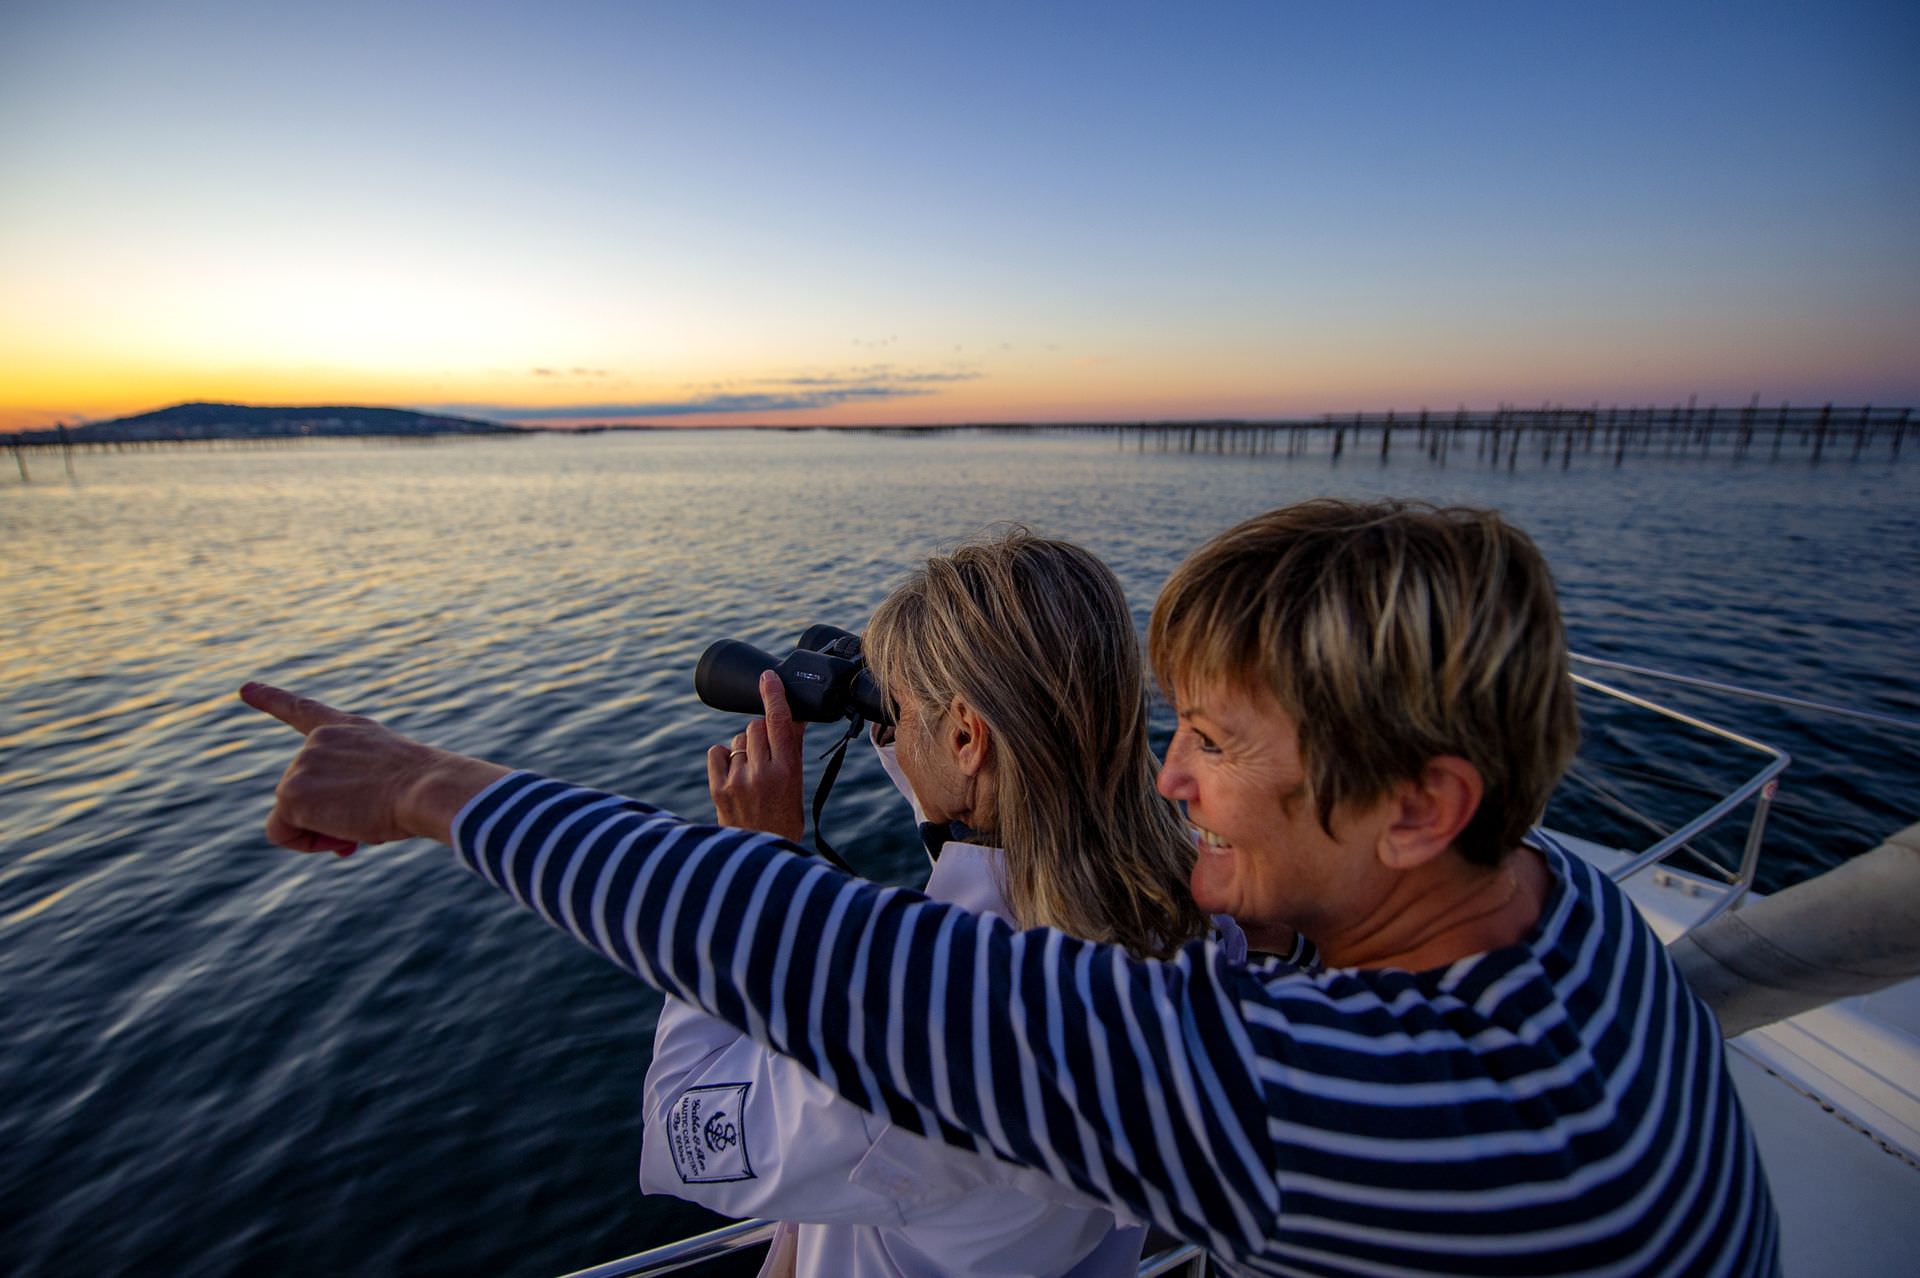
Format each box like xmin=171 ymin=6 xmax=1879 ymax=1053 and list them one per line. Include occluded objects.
xmin=667 ymin=1083 xmax=755 ymax=1183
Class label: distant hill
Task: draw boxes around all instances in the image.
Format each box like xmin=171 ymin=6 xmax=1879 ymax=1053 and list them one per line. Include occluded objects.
xmin=10 ymin=402 xmax=524 ymax=444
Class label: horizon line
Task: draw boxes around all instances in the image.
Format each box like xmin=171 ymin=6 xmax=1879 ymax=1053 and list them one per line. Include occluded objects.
xmin=16 ymin=394 xmax=1917 ymax=435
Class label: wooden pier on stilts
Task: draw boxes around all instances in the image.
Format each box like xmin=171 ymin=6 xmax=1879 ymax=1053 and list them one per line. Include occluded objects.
xmin=854 ymin=401 xmax=1913 ymax=466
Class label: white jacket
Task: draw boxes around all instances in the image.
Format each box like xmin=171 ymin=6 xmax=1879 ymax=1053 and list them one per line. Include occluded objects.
xmin=639 ymin=744 xmax=1146 ymax=1277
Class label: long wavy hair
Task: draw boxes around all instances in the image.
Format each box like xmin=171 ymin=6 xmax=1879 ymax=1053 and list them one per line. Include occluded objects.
xmin=864 ymin=529 xmax=1207 ymax=959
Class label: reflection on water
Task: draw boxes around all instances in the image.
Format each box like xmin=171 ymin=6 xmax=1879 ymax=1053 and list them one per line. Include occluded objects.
xmin=2 ymin=431 xmax=1917 ymax=1276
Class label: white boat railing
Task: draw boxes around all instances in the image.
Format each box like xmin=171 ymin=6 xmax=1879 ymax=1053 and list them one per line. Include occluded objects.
xmin=560 ymin=1220 xmax=1206 ymax=1277
xmin=1563 ymin=649 xmax=1917 ymax=928
xmin=1568 ymin=653 xmax=1920 ymax=732
xmin=1565 ymin=663 xmax=1789 ymax=929
xmin=558 ymin=1220 xmax=775 ymax=1277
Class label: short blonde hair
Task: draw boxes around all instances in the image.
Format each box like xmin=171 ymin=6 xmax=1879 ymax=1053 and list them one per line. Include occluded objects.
xmin=865 ymin=529 xmax=1207 ymax=958
xmin=1148 ymin=500 xmax=1578 ymax=866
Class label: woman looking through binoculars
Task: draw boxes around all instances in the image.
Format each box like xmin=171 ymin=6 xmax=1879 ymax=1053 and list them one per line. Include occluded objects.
xmin=644 ymin=530 xmax=1215 ymax=1276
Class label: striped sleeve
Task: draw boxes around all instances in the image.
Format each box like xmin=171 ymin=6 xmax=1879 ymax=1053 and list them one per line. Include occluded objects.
xmin=452 ymin=771 xmax=1282 ymax=1261
xmin=451 ymin=773 xmax=1781 ymax=1276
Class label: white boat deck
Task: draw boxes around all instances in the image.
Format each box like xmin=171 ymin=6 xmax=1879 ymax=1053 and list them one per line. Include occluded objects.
xmin=1552 ymin=832 xmax=1920 ymax=1275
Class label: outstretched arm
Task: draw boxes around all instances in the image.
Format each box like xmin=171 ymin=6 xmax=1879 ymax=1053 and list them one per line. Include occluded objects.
xmin=240 ymin=682 xmax=1279 ymax=1261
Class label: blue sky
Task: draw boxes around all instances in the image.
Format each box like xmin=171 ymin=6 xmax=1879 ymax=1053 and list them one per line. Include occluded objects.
xmin=2 ymin=0 xmax=1914 ymax=425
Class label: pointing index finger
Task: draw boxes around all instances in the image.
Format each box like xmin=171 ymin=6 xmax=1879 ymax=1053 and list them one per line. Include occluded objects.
xmin=239 ymin=681 xmax=357 ymax=736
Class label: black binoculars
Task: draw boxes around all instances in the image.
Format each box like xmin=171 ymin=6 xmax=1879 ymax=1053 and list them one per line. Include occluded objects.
xmin=695 ymin=624 xmax=893 ymax=726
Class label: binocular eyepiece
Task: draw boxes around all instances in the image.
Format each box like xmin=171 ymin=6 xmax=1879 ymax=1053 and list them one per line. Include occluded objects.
xmin=695 ymin=624 xmax=893 ymax=726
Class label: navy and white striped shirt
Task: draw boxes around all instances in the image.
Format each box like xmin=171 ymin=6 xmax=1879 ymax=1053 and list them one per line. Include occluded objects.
xmin=453 ymin=771 xmax=1779 ymax=1277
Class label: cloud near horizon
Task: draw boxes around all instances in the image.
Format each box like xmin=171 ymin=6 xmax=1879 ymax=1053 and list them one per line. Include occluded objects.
xmin=433 ymin=367 xmax=982 ymax=421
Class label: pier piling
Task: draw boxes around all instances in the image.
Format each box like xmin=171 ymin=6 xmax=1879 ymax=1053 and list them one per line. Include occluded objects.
xmin=5 ymin=403 xmax=1911 ymax=478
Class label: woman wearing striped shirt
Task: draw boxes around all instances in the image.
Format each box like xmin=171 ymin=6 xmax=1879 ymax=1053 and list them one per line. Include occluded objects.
xmin=243 ymin=499 xmax=1780 ymax=1276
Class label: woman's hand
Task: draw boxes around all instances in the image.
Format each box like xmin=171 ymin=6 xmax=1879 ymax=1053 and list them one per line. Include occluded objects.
xmin=240 ymin=682 xmax=509 ymax=853
xmin=707 ymin=671 xmax=807 ymax=843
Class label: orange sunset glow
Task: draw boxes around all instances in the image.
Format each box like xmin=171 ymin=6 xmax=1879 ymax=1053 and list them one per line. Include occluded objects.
xmin=2 ymin=4 xmax=1914 ymax=432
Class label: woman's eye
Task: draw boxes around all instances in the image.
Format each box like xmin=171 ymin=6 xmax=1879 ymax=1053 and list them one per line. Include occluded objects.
xmin=1191 ymin=728 xmax=1221 ymax=755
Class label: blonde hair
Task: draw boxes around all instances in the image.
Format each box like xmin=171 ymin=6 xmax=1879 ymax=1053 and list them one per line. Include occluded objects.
xmin=865 ymin=529 xmax=1208 ymax=959
xmin=1148 ymin=499 xmax=1578 ymax=867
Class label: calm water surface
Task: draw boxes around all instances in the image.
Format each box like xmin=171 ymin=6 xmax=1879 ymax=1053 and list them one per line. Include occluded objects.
xmin=4 ymin=431 xmax=1917 ymax=1276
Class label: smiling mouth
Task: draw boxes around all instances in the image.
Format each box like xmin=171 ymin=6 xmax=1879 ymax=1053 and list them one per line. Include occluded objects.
xmin=1192 ymin=825 xmax=1231 ymax=850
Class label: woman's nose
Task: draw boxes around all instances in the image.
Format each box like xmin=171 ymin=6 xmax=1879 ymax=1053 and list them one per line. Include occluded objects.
xmin=1157 ymin=754 xmax=1193 ymax=801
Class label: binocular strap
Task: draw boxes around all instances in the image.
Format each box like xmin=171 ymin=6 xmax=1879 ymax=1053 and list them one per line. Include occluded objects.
xmin=809 ymin=719 xmax=863 ymax=875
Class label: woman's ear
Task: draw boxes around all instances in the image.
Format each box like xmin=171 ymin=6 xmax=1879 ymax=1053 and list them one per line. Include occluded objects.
xmin=945 ymin=696 xmax=993 ymax=777
xmin=1376 ymin=756 xmax=1484 ymax=871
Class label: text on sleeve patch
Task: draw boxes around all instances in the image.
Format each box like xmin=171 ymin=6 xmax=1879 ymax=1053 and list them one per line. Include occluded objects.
xmin=667 ymin=1083 xmax=755 ymax=1183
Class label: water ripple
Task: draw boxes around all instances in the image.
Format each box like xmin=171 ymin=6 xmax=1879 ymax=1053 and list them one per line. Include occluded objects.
xmin=2 ymin=432 xmax=1915 ymax=1276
